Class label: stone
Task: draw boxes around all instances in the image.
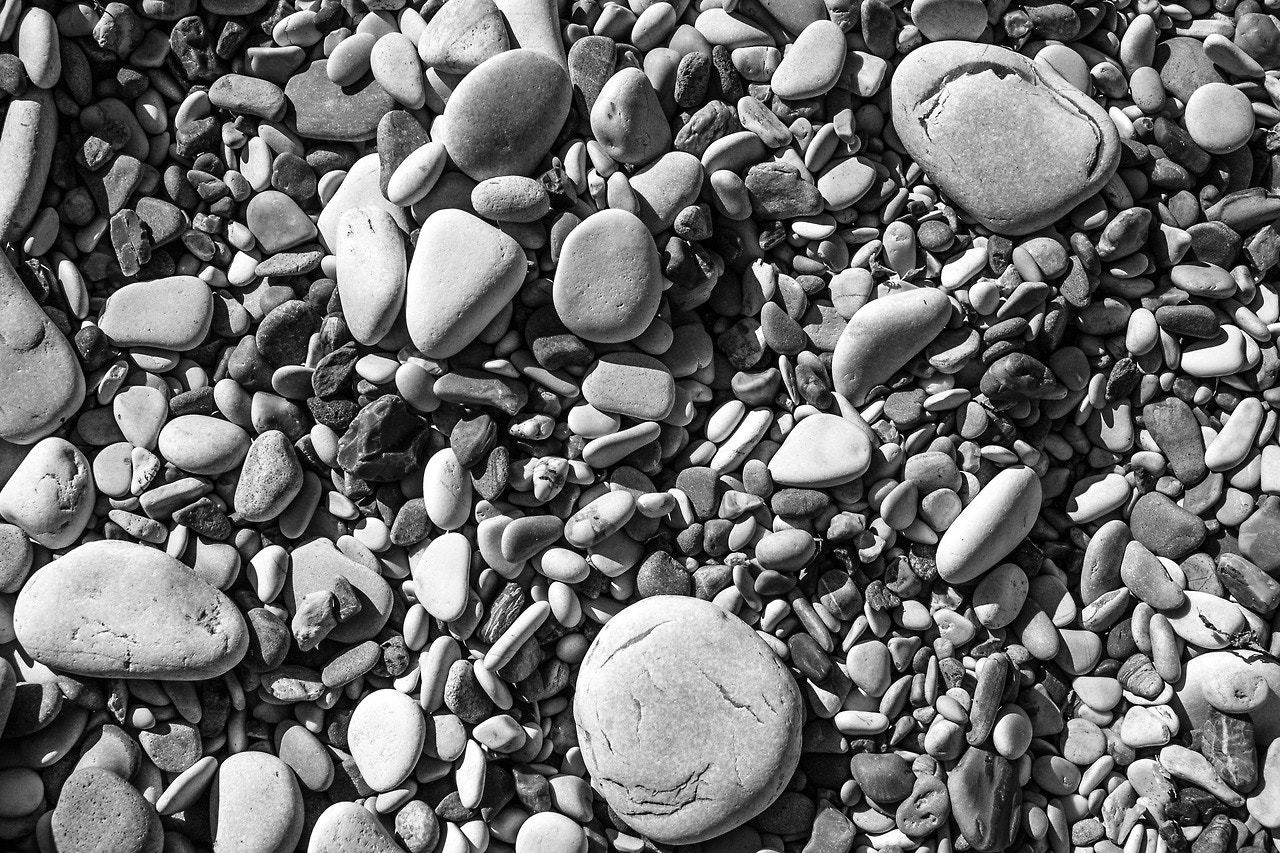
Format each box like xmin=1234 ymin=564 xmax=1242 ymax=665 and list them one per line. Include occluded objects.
xmin=234 ymin=430 xmax=303 ymax=523
xmin=441 ymin=49 xmax=572 ymax=180
xmin=348 ymin=689 xmax=426 ymax=792
xmin=771 ymin=20 xmax=846 ymax=99
xmin=832 ymin=287 xmax=953 ymax=405
xmin=97 ymin=276 xmax=213 ymax=351
xmin=0 ymin=89 xmax=57 ymax=245
xmin=406 ymin=209 xmax=526 ymax=358
xmin=337 ymin=395 xmax=429 ymax=482
xmin=309 ymin=802 xmax=401 ymax=853
xmin=948 ymin=747 xmax=1021 ymax=852
xmin=574 ymin=596 xmax=802 ymax=844
xmin=590 ymin=66 xmax=671 ymax=166
xmin=13 ymin=540 xmax=248 ymax=679
xmin=0 ymin=252 xmax=82 ymax=444
xmin=768 ymin=414 xmax=874 ymax=488
xmin=52 ymin=768 xmax=163 ymax=853
xmin=553 ymin=209 xmax=663 ymax=344
xmin=418 ymin=0 xmax=509 ymax=73
xmin=581 ymin=352 xmax=676 ymax=421
xmin=336 ymin=207 xmax=407 ymax=346
xmin=210 ymin=752 xmax=304 ymax=853
xmin=0 ymin=437 xmax=93 ymax=549
xmin=283 ymin=538 xmax=393 ymax=643
xmin=156 ymin=415 xmax=250 ymax=476
xmin=891 ymin=41 xmax=1120 ymax=235
xmin=936 ymin=466 xmax=1042 ymax=583
xmin=285 ymin=60 xmax=396 ymax=142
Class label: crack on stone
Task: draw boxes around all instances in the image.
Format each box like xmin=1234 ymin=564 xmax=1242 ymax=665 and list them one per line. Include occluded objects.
xmin=599 ymin=621 xmax=665 ymax=668
xmin=599 ymin=763 xmax=713 ymax=816
xmin=694 ymin=665 xmax=766 ymax=724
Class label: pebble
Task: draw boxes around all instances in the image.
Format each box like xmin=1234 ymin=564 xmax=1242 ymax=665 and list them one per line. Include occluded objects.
xmin=441 ymin=49 xmax=572 ymax=180
xmin=52 ymin=769 xmax=162 ymax=853
xmin=336 ymin=206 xmax=406 ymax=346
xmin=418 ymin=0 xmax=509 ymax=73
xmin=590 ymin=66 xmax=671 ymax=166
xmin=768 ymin=414 xmax=874 ymax=488
xmin=831 ymin=287 xmax=952 ymax=405
xmin=210 ymin=752 xmax=303 ymax=853
xmin=407 ymin=209 xmax=526 ymax=358
xmin=0 ymin=437 xmax=93 ymax=549
xmin=13 ymin=540 xmax=248 ymax=679
xmin=0 ymin=252 xmax=83 ymax=444
xmin=937 ymin=466 xmax=1043 ymax=583
xmin=574 ymin=596 xmax=802 ymax=843
xmin=891 ymin=42 xmax=1119 ymax=234
xmin=97 ymin=276 xmax=214 ymax=351
xmin=581 ymin=352 xmax=675 ymax=421
xmin=348 ymin=688 xmax=426 ymax=792
xmin=553 ymin=209 xmax=662 ymax=344
xmin=1183 ymin=82 xmax=1254 ymax=155
xmin=770 ymin=21 xmax=846 ymax=99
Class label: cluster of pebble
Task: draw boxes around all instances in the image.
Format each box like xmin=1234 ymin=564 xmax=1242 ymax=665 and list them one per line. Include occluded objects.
xmin=2 ymin=0 xmax=1280 ymax=852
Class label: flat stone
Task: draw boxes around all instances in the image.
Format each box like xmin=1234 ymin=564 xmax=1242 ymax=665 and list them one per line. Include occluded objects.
xmin=285 ymin=59 xmax=396 ymax=142
xmin=574 ymin=596 xmax=802 ymax=844
xmin=97 ymin=276 xmax=213 ymax=351
xmin=891 ymin=41 xmax=1120 ymax=235
xmin=406 ymin=209 xmax=526 ymax=358
xmin=768 ymin=414 xmax=874 ymax=488
xmin=282 ymin=538 xmax=393 ymax=643
xmin=581 ymin=352 xmax=676 ymax=422
xmin=13 ymin=540 xmax=248 ymax=679
xmin=1129 ymin=491 xmax=1206 ymax=560
xmin=441 ymin=49 xmax=571 ymax=180
xmin=948 ymin=747 xmax=1021 ymax=851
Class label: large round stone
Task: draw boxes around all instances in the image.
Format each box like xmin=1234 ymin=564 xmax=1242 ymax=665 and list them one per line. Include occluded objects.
xmin=891 ymin=41 xmax=1119 ymax=235
xmin=573 ymin=596 xmax=802 ymax=844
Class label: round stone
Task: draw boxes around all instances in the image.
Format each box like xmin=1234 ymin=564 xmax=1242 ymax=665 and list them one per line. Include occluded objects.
xmin=552 ymin=209 xmax=662 ymax=344
xmin=573 ymin=596 xmax=802 ymax=844
xmin=210 ymin=752 xmax=304 ymax=853
xmin=768 ymin=413 xmax=874 ymax=488
xmin=348 ymin=689 xmax=427 ymax=792
xmin=52 ymin=768 xmax=163 ymax=853
xmin=1184 ymin=82 xmax=1254 ymax=154
xmin=441 ymin=49 xmax=571 ymax=180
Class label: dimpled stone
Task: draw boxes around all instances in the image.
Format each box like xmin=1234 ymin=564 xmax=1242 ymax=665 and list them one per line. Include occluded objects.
xmin=936 ymin=466 xmax=1042 ymax=584
xmin=0 ymin=437 xmax=93 ymax=549
xmin=590 ymin=66 xmax=671 ymax=166
xmin=891 ymin=41 xmax=1119 ymax=235
xmin=441 ymin=49 xmax=572 ymax=180
xmin=0 ymin=252 xmax=83 ymax=445
xmin=832 ymin=287 xmax=953 ymax=405
xmin=418 ymin=0 xmax=509 ymax=73
xmin=406 ymin=209 xmax=526 ymax=358
xmin=553 ymin=209 xmax=663 ymax=343
xmin=13 ymin=540 xmax=248 ymax=679
xmin=574 ymin=596 xmax=802 ymax=844
xmin=52 ymin=768 xmax=163 ymax=853
xmin=768 ymin=414 xmax=875 ymax=488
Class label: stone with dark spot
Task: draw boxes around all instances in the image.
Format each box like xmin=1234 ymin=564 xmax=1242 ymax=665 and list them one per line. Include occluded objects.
xmin=336 ymin=395 xmax=429 ymax=482
xmin=52 ymin=768 xmax=163 ymax=853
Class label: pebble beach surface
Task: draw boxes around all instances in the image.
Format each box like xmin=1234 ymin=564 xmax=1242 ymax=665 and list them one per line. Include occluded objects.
xmin=3 ymin=1 xmax=1280 ymax=853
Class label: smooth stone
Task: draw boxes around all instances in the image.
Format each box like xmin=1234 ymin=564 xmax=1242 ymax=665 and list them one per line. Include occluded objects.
xmin=348 ymin=689 xmax=426 ymax=792
xmin=891 ymin=41 xmax=1119 ymax=235
xmin=590 ymin=66 xmax=672 ymax=166
xmin=0 ymin=251 xmax=83 ymax=444
xmin=1129 ymin=492 xmax=1206 ymax=560
xmin=210 ymin=752 xmax=304 ymax=853
xmin=936 ymin=466 xmax=1042 ymax=584
xmin=245 ymin=190 xmax=317 ymax=254
xmin=97 ymin=277 xmax=213 ymax=351
xmin=112 ymin=386 xmax=167 ymax=450
xmin=0 ymin=88 xmax=56 ymax=246
xmin=371 ymin=32 xmax=425 ymax=109
xmin=553 ymin=209 xmax=662 ymax=343
xmin=581 ymin=352 xmax=676 ymax=421
xmin=1184 ymin=82 xmax=1254 ymax=154
xmin=768 ymin=414 xmax=874 ymax=488
xmin=516 ymin=813 xmax=587 ymax=853
xmin=471 ymin=175 xmax=550 ymax=222
xmin=1155 ymin=36 xmax=1225 ymax=102
xmin=574 ymin=596 xmax=802 ymax=844
xmin=13 ymin=540 xmax=248 ymax=679
xmin=417 ymin=0 xmax=509 ymax=73
xmin=285 ymin=59 xmax=396 ymax=142
xmin=441 ymin=49 xmax=571 ymax=180
xmin=832 ymin=287 xmax=952 ymax=405
xmin=317 ymin=154 xmax=412 ymax=251
xmin=336 ymin=206 xmax=407 ymax=345
xmin=770 ymin=20 xmax=846 ymax=99
xmin=1120 ymin=540 xmax=1186 ymax=610
xmin=0 ymin=438 xmax=93 ymax=549
xmin=157 ymin=415 xmax=250 ymax=476
xmin=309 ymin=802 xmax=400 ymax=852
xmin=1166 ymin=591 xmax=1248 ymax=649
xmin=406 ymin=209 xmax=526 ymax=358
xmin=1142 ymin=397 xmax=1207 ymax=485
xmin=283 ymin=538 xmax=393 ymax=643
xmin=53 ymin=768 xmax=162 ymax=853
xmin=973 ymin=563 xmax=1029 ymax=628
xmin=911 ymin=0 xmax=988 ymax=41
xmin=628 ymin=151 xmax=705 ymax=233
xmin=234 ymin=430 xmax=303 ymax=522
